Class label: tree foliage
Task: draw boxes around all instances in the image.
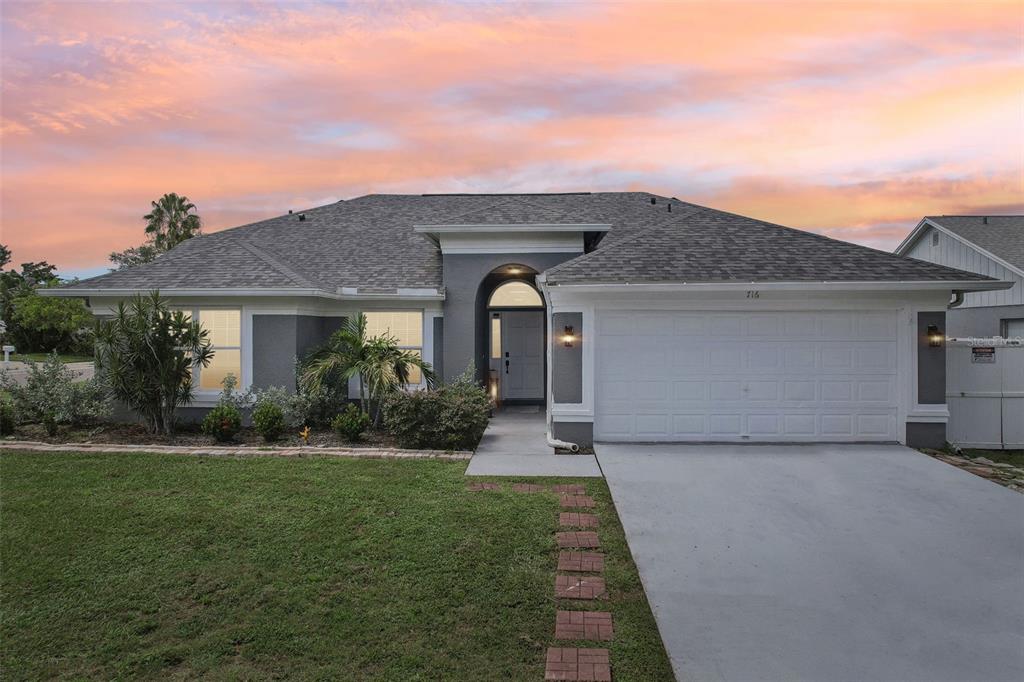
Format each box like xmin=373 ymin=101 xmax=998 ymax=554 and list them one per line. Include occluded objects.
xmin=0 ymin=244 xmax=91 ymax=354
xmin=94 ymin=292 xmax=213 ymax=435
xmin=109 ymin=193 xmax=202 ymax=269
xmin=299 ymin=313 xmax=435 ymax=426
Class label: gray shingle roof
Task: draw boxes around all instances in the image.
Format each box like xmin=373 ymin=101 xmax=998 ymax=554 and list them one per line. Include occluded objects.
xmin=925 ymin=215 xmax=1024 ymax=272
xmin=59 ymin=192 xmax=992 ymax=294
xmin=422 ymin=196 xmax=591 ymax=226
xmin=543 ymin=205 xmax=995 ymax=285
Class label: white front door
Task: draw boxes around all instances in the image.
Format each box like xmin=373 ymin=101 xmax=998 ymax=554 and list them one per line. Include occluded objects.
xmin=501 ymin=311 xmax=545 ymax=400
xmin=595 ymin=310 xmax=899 ymax=442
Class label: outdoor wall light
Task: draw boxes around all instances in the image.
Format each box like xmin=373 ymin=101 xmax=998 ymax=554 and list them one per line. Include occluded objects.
xmin=562 ymin=326 xmax=576 ymax=348
xmin=927 ymin=324 xmax=944 ymax=348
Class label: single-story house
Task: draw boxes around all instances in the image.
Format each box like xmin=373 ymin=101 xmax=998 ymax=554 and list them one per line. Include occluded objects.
xmin=49 ymin=192 xmax=1012 ymax=448
xmin=894 ymin=215 xmax=1024 ymax=338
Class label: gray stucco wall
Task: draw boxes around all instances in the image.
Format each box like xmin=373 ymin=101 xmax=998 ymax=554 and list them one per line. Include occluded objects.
xmin=552 ymin=312 xmax=583 ymax=403
xmin=917 ymin=311 xmax=946 ymax=405
xmin=440 ymin=252 xmax=579 ymax=383
xmin=906 ymin=422 xmax=946 ymax=449
xmin=433 ymin=316 xmax=444 ymax=380
xmin=947 ymin=304 xmax=1024 ymax=337
xmin=553 ymin=421 xmax=593 ymax=447
xmin=252 ymin=314 xmax=345 ymax=390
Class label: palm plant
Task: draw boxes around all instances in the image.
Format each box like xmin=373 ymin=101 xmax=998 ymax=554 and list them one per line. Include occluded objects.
xmin=144 ymin=193 xmax=202 ymax=251
xmin=94 ymin=291 xmax=213 ymax=435
xmin=300 ymin=313 xmax=434 ymax=426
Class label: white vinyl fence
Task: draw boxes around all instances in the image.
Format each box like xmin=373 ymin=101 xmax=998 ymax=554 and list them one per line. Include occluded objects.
xmin=946 ymin=338 xmax=1024 ymax=449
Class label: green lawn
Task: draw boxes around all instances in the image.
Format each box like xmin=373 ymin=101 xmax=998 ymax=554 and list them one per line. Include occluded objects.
xmin=9 ymin=353 xmax=94 ymax=364
xmin=1 ymin=452 xmax=673 ymax=680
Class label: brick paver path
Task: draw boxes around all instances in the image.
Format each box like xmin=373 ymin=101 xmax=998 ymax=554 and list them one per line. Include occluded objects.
xmin=552 ymin=484 xmax=586 ymax=495
xmin=555 ymin=611 xmax=614 ymax=641
xmin=545 ymin=647 xmax=611 ymax=681
xmin=559 ymin=494 xmax=596 ymax=509
xmin=556 ymin=531 xmax=600 ymax=549
xmin=558 ymin=551 xmax=605 ymax=573
xmin=512 ymin=483 xmax=547 ymax=493
xmin=466 ymin=482 xmax=501 ymax=492
xmin=559 ymin=512 xmax=598 ymax=528
xmin=555 ymin=575 xmax=607 ymax=600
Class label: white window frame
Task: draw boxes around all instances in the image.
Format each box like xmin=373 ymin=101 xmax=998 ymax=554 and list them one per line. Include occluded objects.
xmin=363 ymin=309 xmax=426 ymax=386
xmin=178 ymin=306 xmax=244 ymax=396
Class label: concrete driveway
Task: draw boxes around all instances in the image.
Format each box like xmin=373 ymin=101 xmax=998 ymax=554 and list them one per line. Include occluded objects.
xmin=596 ymin=443 xmax=1024 ymax=682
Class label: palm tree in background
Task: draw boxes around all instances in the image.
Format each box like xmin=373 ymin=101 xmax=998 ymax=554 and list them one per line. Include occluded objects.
xmin=109 ymin=193 xmax=202 ymax=269
xmin=144 ymin=193 xmax=202 ymax=251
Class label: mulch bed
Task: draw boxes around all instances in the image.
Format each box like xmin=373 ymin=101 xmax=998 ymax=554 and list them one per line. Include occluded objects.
xmin=9 ymin=422 xmax=401 ymax=450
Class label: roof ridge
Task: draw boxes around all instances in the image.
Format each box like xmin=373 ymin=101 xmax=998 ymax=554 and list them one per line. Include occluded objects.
xmin=240 ymin=241 xmax=327 ymax=290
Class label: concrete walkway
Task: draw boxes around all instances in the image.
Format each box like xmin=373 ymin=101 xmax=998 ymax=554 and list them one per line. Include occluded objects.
xmin=597 ymin=443 xmax=1024 ymax=682
xmin=465 ymin=407 xmax=601 ymax=477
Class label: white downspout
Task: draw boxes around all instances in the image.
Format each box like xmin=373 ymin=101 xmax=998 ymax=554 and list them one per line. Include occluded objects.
xmin=538 ymin=274 xmax=580 ymax=453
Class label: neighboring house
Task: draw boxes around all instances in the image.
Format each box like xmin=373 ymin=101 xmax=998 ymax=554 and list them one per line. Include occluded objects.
xmin=895 ymin=215 xmax=1024 ymax=450
xmin=895 ymin=215 xmax=1024 ymax=338
xmin=47 ymin=193 xmax=1011 ymax=448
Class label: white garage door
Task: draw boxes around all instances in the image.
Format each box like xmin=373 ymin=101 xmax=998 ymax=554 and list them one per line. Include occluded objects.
xmin=595 ymin=310 xmax=899 ymax=442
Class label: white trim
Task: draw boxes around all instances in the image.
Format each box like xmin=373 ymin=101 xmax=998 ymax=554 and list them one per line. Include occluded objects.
xmin=442 ymin=244 xmax=584 ymax=255
xmin=895 ymin=218 xmax=1024 ymax=278
xmin=539 ymin=279 xmax=1013 ymax=293
xmin=41 ymin=287 xmax=445 ymax=300
xmin=414 ymin=223 xmax=610 ymax=234
xmin=551 ymin=414 xmax=594 ymax=423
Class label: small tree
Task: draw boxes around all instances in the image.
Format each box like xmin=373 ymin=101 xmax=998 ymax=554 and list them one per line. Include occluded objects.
xmin=300 ymin=313 xmax=434 ymax=427
xmin=94 ymin=291 xmax=213 ymax=434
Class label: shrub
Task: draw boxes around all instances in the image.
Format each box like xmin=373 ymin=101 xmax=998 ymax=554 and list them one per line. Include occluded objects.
xmin=332 ymin=403 xmax=371 ymax=442
xmin=2 ymin=353 xmax=110 ymax=435
xmin=201 ymin=377 xmax=243 ymax=442
xmin=201 ymin=404 xmax=242 ymax=442
xmin=384 ymin=370 xmax=490 ymax=450
xmin=251 ymin=399 xmax=286 ymax=442
xmin=0 ymin=390 xmax=15 ymax=436
xmin=94 ymin=292 xmax=213 ymax=435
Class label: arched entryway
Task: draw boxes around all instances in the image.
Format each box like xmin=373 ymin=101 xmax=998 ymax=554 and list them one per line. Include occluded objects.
xmin=479 ymin=265 xmax=546 ymax=403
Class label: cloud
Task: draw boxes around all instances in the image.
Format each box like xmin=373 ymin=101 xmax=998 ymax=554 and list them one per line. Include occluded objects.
xmin=0 ymin=1 xmax=1019 ymax=270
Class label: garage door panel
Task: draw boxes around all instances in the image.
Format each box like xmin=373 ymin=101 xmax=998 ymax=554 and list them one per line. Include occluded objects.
xmin=748 ymin=414 xmax=781 ymax=435
xmin=596 ymin=311 xmax=898 ymax=442
xmin=673 ymin=414 xmax=707 ymax=434
xmin=784 ymin=381 xmax=817 ymax=401
xmin=783 ymin=414 xmax=817 ymax=435
xmin=747 ymin=381 xmax=780 ymax=401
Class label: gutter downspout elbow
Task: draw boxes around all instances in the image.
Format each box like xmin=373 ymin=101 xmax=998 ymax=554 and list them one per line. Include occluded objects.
xmin=949 ymin=290 xmax=965 ymax=309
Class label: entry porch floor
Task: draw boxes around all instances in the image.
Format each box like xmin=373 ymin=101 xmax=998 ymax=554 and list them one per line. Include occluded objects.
xmin=465 ymin=407 xmax=602 ymax=477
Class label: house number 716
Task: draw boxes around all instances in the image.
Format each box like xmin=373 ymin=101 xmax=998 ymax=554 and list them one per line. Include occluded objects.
xmin=746 ymin=290 xmax=760 ymax=298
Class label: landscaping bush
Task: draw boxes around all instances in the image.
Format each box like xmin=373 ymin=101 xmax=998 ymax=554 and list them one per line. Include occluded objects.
xmin=0 ymin=390 xmax=16 ymax=436
xmin=332 ymin=403 xmax=371 ymax=442
xmin=201 ymin=377 xmax=243 ymax=442
xmin=201 ymin=403 xmax=242 ymax=442
xmin=251 ymin=398 xmax=286 ymax=442
xmin=94 ymin=292 xmax=213 ymax=435
xmin=384 ymin=370 xmax=490 ymax=450
xmin=1 ymin=353 xmax=110 ymax=435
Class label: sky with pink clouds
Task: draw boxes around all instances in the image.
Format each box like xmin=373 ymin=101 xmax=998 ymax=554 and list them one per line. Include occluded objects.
xmin=1 ymin=1 xmax=1021 ymax=279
